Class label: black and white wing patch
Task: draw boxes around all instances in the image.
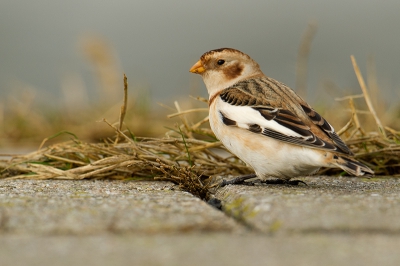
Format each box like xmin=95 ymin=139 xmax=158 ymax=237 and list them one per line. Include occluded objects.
xmin=218 ymin=101 xmax=349 ymax=154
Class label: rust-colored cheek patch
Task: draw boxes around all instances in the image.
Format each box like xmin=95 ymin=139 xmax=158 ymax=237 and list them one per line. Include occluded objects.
xmin=223 ymin=63 xmax=244 ymax=80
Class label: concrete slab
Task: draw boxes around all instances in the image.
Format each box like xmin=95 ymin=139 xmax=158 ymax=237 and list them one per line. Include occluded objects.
xmin=216 ymin=176 xmax=400 ymax=234
xmin=0 ymin=180 xmax=242 ymax=234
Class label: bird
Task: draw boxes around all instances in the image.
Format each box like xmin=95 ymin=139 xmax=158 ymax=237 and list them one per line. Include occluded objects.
xmin=189 ymin=48 xmax=374 ymax=185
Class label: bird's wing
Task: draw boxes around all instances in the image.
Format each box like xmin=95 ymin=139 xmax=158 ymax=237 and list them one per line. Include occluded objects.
xmin=217 ymin=77 xmax=353 ymax=155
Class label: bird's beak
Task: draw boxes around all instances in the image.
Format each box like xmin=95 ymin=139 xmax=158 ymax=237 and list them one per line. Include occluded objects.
xmin=189 ymin=60 xmax=205 ymax=74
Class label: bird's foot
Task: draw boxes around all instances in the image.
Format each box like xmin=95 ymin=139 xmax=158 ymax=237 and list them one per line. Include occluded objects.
xmin=220 ymin=174 xmax=257 ymax=187
xmin=260 ymin=179 xmax=308 ymax=186
xmin=221 ymin=174 xmax=308 ymax=187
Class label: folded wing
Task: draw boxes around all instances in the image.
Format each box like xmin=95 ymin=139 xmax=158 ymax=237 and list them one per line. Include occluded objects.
xmin=218 ymin=77 xmax=353 ymax=155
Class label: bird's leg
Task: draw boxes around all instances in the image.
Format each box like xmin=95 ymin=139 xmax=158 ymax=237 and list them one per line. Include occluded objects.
xmin=260 ymin=179 xmax=308 ymax=186
xmin=220 ymin=174 xmax=258 ymax=187
xmin=221 ymin=174 xmax=308 ymax=187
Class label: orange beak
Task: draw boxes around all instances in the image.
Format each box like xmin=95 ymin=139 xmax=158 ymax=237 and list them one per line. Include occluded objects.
xmin=189 ymin=60 xmax=205 ymax=74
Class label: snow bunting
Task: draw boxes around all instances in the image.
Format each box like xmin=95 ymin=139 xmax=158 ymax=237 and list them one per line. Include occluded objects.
xmin=189 ymin=48 xmax=374 ymax=183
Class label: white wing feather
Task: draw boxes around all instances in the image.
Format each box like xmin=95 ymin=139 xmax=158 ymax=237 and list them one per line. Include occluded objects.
xmin=218 ymin=100 xmax=304 ymax=138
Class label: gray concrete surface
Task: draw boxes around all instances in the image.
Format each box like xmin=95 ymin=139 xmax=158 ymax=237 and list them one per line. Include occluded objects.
xmin=0 ymin=177 xmax=400 ymax=266
xmin=217 ymin=176 xmax=400 ymax=234
xmin=1 ymin=234 xmax=400 ymax=266
xmin=0 ymin=180 xmax=241 ymax=234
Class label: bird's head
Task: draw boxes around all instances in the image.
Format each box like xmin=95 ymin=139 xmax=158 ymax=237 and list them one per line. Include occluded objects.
xmin=189 ymin=48 xmax=264 ymax=96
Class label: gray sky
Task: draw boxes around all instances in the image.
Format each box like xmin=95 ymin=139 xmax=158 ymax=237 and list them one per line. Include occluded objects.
xmin=1 ymin=0 xmax=399 ymax=107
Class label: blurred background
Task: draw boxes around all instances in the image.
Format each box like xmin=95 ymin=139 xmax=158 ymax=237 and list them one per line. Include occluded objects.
xmin=1 ymin=0 xmax=399 ymax=148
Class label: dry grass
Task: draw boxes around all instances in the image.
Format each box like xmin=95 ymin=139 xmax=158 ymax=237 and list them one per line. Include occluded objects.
xmin=0 ymin=122 xmax=251 ymax=200
xmin=319 ymin=56 xmax=400 ymax=176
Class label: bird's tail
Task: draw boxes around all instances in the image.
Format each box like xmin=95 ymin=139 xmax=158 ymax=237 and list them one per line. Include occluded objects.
xmin=334 ymin=156 xmax=374 ymax=176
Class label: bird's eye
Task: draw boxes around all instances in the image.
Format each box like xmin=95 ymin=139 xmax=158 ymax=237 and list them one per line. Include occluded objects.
xmin=217 ymin=59 xmax=225 ymax=65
